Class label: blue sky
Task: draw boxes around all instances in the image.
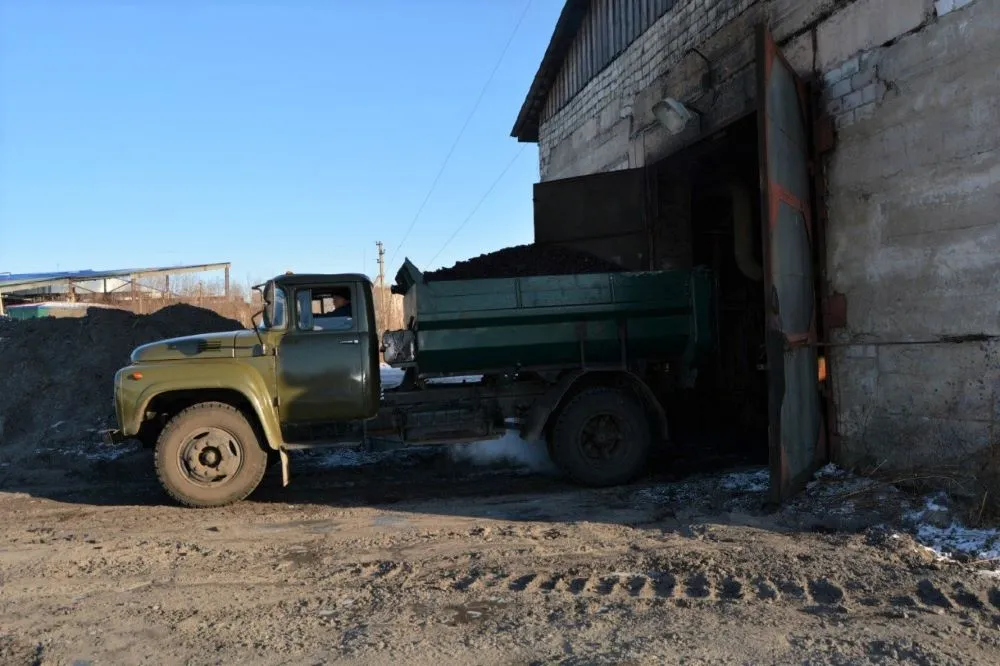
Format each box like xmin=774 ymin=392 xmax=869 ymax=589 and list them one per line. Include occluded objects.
xmin=0 ymin=0 xmax=561 ymax=287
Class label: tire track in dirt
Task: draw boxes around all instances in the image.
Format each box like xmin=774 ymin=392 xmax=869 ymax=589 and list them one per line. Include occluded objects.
xmin=338 ymin=557 xmax=1000 ymax=621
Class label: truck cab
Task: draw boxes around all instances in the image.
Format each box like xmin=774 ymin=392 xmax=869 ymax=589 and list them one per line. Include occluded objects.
xmin=260 ymin=273 xmax=381 ymax=426
xmin=107 ymin=272 xmax=381 ymax=507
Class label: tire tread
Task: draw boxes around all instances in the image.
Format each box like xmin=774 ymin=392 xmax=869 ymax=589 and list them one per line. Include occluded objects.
xmin=550 ymin=387 xmax=650 ymax=487
xmin=154 ymin=401 xmax=267 ymax=508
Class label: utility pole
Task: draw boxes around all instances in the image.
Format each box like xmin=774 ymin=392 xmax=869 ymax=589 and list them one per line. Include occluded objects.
xmin=375 ymin=241 xmax=387 ymax=336
xmin=375 ymin=241 xmax=385 ymax=289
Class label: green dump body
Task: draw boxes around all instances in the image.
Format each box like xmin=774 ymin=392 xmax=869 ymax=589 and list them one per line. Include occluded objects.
xmin=392 ymin=260 xmax=715 ymax=377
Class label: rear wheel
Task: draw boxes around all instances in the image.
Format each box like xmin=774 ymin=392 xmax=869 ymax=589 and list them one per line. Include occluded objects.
xmin=154 ymin=402 xmax=268 ymax=508
xmin=550 ymin=387 xmax=651 ymax=487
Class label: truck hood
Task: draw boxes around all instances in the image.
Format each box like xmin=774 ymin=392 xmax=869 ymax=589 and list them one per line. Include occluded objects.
xmin=130 ymin=329 xmax=257 ymax=363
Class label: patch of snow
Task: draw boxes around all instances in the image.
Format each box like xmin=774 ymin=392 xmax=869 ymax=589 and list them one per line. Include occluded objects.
xmin=720 ymin=468 xmax=770 ymax=493
xmin=924 ymin=493 xmax=949 ymax=513
xmin=379 ymin=367 xmax=405 ymax=389
xmin=312 ymin=448 xmax=390 ymax=469
xmin=32 ymin=441 xmax=144 ymax=463
xmin=813 ymin=463 xmax=848 ymax=479
xmin=306 ymin=445 xmax=442 ymax=470
xmin=829 ymin=500 xmax=857 ymax=516
xmin=85 ymin=442 xmax=143 ymax=462
xmin=634 ymin=471 xmax=741 ymax=508
xmin=912 ymin=524 xmax=1000 ymax=562
xmin=377 ymin=367 xmax=484 ymax=389
xmin=635 ymin=483 xmax=701 ymax=505
xmin=903 ymin=493 xmax=1000 ymax=562
xmin=426 ymin=375 xmax=483 ymax=385
xmin=803 ymin=464 xmax=880 ymax=498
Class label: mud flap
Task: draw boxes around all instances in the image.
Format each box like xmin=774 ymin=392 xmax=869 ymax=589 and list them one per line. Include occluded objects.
xmin=279 ymin=448 xmax=290 ymax=487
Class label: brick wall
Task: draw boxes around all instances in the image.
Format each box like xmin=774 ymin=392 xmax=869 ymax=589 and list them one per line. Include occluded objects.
xmin=538 ymin=0 xmax=755 ymax=180
xmin=536 ymin=0 xmax=939 ymax=180
xmin=822 ymin=53 xmax=887 ymax=129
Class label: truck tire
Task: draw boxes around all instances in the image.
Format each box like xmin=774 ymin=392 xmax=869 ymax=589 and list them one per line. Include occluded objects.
xmin=154 ymin=402 xmax=268 ymax=508
xmin=550 ymin=387 xmax=650 ymax=487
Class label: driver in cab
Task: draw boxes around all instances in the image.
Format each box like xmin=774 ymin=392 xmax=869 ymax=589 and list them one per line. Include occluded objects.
xmin=330 ymin=292 xmax=351 ymax=318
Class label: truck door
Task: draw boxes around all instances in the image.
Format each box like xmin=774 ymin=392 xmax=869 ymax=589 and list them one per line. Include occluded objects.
xmin=533 ymin=167 xmax=651 ymax=270
xmin=756 ymin=25 xmax=825 ymax=502
xmin=275 ymin=282 xmax=367 ymax=424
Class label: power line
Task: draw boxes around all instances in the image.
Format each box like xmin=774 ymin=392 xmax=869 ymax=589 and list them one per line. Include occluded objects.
xmin=388 ymin=0 xmax=534 ymax=268
xmin=426 ymin=146 xmax=527 ymax=268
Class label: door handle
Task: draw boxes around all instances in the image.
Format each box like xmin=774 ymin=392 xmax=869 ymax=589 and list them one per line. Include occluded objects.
xmin=340 ymin=339 xmax=359 ymax=345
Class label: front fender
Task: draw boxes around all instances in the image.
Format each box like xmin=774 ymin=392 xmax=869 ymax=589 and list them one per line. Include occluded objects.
xmin=116 ymin=359 xmax=282 ymax=450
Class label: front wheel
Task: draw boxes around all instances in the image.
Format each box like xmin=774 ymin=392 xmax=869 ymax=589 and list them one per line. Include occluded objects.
xmin=154 ymin=402 xmax=268 ymax=508
xmin=550 ymin=387 xmax=651 ymax=487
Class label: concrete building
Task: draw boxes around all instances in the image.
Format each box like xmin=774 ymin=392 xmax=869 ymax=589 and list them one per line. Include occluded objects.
xmin=512 ymin=0 xmax=999 ymax=497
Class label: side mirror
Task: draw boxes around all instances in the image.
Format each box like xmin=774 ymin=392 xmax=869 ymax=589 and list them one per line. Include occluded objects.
xmin=262 ymin=281 xmax=276 ymax=327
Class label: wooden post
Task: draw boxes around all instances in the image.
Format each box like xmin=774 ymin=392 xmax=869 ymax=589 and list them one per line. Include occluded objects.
xmin=165 ymin=274 xmax=170 ymax=297
xmin=69 ymin=282 xmax=77 ymax=303
xmin=224 ymin=265 xmax=230 ymax=298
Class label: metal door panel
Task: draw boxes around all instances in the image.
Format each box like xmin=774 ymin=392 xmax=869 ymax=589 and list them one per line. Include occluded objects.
xmin=757 ymin=24 xmax=825 ymax=502
xmin=533 ymin=167 xmax=651 ymax=269
xmin=276 ymin=284 xmax=366 ymax=424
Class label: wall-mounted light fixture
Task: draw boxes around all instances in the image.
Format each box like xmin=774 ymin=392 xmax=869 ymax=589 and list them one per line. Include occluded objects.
xmin=653 ymin=48 xmax=715 ymax=136
xmin=652 ymin=97 xmax=697 ymax=135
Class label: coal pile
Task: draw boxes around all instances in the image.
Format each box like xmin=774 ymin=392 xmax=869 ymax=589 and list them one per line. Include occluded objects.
xmin=424 ymin=244 xmax=625 ymax=282
xmin=0 ymin=304 xmax=243 ymax=450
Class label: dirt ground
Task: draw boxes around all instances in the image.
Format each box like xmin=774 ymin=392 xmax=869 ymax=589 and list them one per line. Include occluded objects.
xmin=3 ymin=443 xmax=1000 ymax=666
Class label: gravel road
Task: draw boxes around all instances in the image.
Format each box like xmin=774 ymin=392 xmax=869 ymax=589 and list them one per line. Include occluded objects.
xmin=2 ymin=445 xmax=1000 ymax=665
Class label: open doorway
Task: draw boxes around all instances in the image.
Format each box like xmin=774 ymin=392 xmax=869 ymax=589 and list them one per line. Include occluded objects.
xmin=652 ymin=113 xmax=770 ymax=468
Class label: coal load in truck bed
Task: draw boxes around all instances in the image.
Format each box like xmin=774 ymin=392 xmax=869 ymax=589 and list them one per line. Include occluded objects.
xmin=424 ymin=244 xmax=625 ymax=282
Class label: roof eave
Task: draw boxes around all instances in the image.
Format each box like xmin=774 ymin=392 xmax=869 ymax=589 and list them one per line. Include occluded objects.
xmin=510 ymin=0 xmax=590 ymax=143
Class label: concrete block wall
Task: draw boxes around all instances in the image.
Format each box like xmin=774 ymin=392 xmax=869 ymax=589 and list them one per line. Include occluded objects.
xmin=823 ymin=0 xmax=1000 ymax=472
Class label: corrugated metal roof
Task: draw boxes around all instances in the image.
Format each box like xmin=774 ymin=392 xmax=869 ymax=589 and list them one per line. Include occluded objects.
xmin=0 ymin=262 xmax=230 ymax=294
xmin=511 ymin=0 xmax=591 ymax=144
xmin=510 ymin=0 xmax=683 ymax=143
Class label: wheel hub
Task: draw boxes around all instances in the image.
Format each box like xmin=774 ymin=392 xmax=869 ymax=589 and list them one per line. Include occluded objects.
xmin=581 ymin=414 xmax=624 ymax=460
xmin=180 ymin=428 xmax=242 ymax=485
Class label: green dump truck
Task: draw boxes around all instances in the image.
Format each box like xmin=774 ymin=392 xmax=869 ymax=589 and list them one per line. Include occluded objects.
xmin=106 ymin=260 xmax=715 ymax=507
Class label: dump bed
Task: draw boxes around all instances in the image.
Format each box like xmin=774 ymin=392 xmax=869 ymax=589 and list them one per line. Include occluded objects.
xmin=385 ymin=259 xmax=714 ymax=376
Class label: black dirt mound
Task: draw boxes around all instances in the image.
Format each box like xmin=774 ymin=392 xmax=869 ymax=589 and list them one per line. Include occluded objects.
xmin=0 ymin=304 xmax=243 ymax=449
xmin=424 ymin=243 xmax=625 ymax=282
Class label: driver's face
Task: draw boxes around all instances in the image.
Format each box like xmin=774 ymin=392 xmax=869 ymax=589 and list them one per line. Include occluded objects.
xmin=332 ymin=295 xmax=348 ymax=309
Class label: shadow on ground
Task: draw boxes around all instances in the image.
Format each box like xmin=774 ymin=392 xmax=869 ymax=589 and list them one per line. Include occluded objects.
xmin=0 ymin=436 xmax=793 ymax=529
